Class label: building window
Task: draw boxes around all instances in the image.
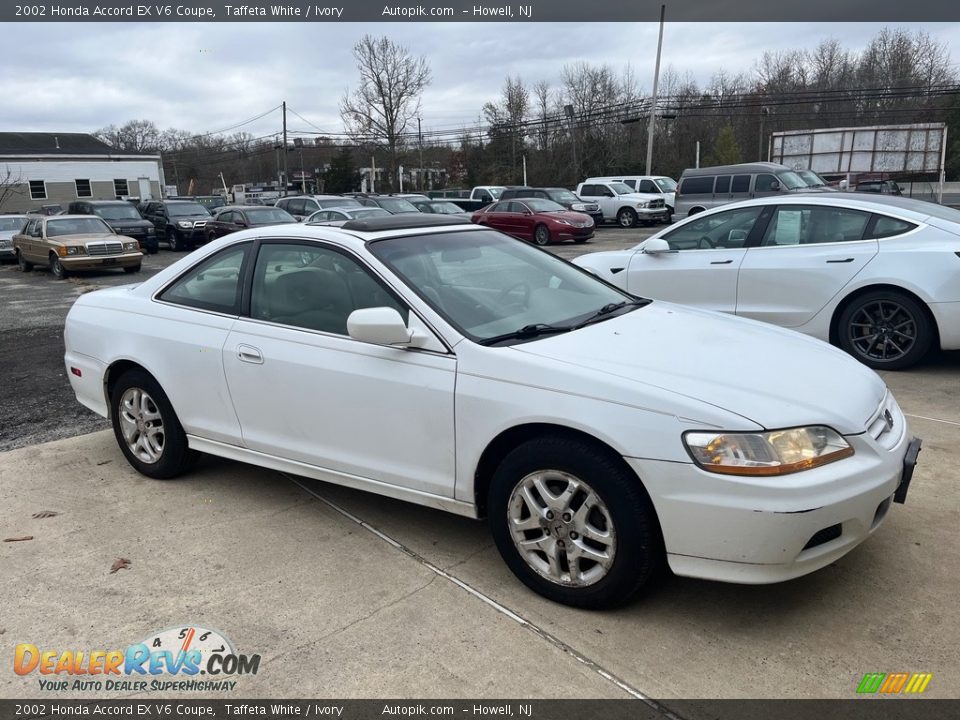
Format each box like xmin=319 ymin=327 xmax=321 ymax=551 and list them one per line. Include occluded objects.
xmin=114 ymin=179 xmax=129 ymax=196
xmin=75 ymin=179 xmax=92 ymax=197
xmin=29 ymin=180 xmax=47 ymax=200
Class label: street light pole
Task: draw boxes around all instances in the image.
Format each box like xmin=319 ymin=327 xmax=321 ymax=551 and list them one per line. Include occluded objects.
xmin=644 ymin=4 xmax=666 ymax=176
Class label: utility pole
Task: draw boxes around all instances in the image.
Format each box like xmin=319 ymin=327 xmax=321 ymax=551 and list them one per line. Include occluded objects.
xmin=758 ymin=107 xmax=770 ymax=161
xmin=645 ymin=4 xmax=666 ymax=176
xmin=564 ymin=104 xmax=578 ymax=182
xmin=418 ymin=116 xmax=424 ymax=191
xmin=282 ymin=101 xmax=289 ymax=196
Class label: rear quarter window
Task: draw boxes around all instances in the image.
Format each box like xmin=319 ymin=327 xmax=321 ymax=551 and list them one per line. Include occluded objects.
xmin=680 ymin=177 xmax=715 ymax=195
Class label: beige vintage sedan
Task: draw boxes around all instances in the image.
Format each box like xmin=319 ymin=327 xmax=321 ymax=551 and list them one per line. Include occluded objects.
xmin=14 ymin=215 xmax=143 ymax=279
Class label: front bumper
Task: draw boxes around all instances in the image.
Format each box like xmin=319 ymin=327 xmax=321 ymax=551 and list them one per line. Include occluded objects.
xmin=0 ymin=245 xmax=14 ymax=259
xmin=636 ymin=208 xmax=670 ymax=221
xmin=626 ymin=411 xmax=917 ymax=584
xmin=60 ymin=251 xmax=143 ymax=271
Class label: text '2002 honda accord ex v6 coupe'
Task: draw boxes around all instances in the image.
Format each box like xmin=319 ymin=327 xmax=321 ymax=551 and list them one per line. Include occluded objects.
xmin=63 ymin=215 xmax=921 ymax=609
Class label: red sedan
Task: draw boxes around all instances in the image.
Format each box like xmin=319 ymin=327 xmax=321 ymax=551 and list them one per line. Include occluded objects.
xmin=471 ymin=198 xmax=594 ymax=245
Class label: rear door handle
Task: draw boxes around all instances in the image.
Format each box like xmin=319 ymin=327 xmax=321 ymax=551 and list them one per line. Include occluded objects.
xmin=826 ymin=258 xmax=855 ymax=263
xmin=710 ymin=259 xmax=733 ymax=265
xmin=237 ymin=344 xmax=263 ymax=364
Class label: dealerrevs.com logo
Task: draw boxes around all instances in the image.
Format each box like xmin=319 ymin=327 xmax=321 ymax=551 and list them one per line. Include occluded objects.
xmin=857 ymin=672 xmax=933 ymax=695
xmin=14 ymin=626 xmax=260 ymax=692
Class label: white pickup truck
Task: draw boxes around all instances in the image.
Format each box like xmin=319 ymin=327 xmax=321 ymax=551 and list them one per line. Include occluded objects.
xmin=575 ymin=180 xmax=670 ymax=227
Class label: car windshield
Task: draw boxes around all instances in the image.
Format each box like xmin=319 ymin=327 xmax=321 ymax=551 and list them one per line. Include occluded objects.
xmin=427 ymin=202 xmax=464 ymax=214
xmin=0 ymin=217 xmax=27 ymax=231
xmin=797 ymin=170 xmax=826 ymax=187
xmin=167 ymin=202 xmax=210 ymax=217
xmin=94 ymin=205 xmax=142 ymax=220
xmin=246 ymin=208 xmax=296 ymax=224
xmin=654 ymin=178 xmax=677 ymax=192
xmin=610 ymin=182 xmax=635 ymax=195
xmin=776 ymin=171 xmax=807 ymax=190
xmin=318 ymin=198 xmax=362 ymax=209
xmin=547 ymin=189 xmax=579 ymax=204
xmin=349 ymin=208 xmax=391 ymax=218
xmin=376 ymin=198 xmax=419 ymax=213
xmin=46 ymin=217 xmax=111 ymax=236
xmin=524 ymin=199 xmax=567 ymax=213
xmin=369 ymin=229 xmax=636 ymax=344
xmin=485 ymin=187 xmax=507 ymax=199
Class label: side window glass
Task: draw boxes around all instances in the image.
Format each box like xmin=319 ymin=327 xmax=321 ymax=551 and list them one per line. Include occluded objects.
xmin=754 ymin=174 xmax=779 ymax=192
xmin=662 ymin=206 xmax=764 ymax=250
xmin=762 ymin=206 xmax=870 ymax=247
xmin=250 ymin=244 xmax=407 ymax=335
xmin=731 ymin=175 xmax=750 ymax=193
xmin=871 ymin=215 xmax=917 ymax=239
xmin=159 ymin=244 xmax=250 ymax=313
xmin=680 ymin=176 xmax=714 ymax=195
xmin=638 ymin=180 xmax=654 ymax=192
xmin=714 ymin=175 xmax=731 ymax=194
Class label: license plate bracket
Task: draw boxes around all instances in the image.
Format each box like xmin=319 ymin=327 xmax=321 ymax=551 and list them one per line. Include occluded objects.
xmin=894 ymin=437 xmax=922 ymax=504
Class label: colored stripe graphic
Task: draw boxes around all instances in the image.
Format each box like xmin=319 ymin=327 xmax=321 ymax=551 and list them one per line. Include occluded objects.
xmin=857 ymin=672 xmax=932 ymax=694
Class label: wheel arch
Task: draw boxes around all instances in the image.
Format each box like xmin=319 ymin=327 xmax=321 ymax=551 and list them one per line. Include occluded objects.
xmin=829 ymin=283 xmax=940 ymax=349
xmin=472 ymin=422 xmax=651 ymax=518
xmin=103 ymin=359 xmax=154 ymax=419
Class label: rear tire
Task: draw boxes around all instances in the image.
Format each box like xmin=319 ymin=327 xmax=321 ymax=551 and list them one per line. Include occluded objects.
xmin=124 ymin=264 xmax=141 ymax=274
xmin=488 ymin=435 xmax=663 ymax=609
xmin=110 ymin=369 xmax=196 ymax=479
xmin=837 ymin=290 xmax=932 ymax=370
xmin=17 ymin=251 xmax=33 ymax=272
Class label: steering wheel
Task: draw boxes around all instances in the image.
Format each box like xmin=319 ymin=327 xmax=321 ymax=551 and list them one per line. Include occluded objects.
xmin=496 ymin=281 xmax=531 ymax=308
xmin=697 ymin=235 xmax=716 ymax=249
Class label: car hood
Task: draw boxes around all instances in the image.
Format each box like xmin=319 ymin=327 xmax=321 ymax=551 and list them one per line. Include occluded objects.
xmin=0 ymin=230 xmax=20 ymax=241
xmin=105 ymin=218 xmax=152 ymax=229
xmin=54 ymin=232 xmax=127 ymax=245
xmin=543 ymin=211 xmax=594 ymax=223
xmin=512 ymin=302 xmax=885 ymax=434
xmin=618 ymin=192 xmax=662 ymax=202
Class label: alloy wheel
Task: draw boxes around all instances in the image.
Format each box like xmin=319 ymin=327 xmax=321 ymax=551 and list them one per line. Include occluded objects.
xmin=117 ymin=387 xmax=165 ymax=464
xmin=847 ymin=299 xmax=918 ymax=363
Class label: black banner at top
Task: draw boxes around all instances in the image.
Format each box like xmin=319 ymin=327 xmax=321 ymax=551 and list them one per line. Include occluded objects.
xmin=1 ymin=0 xmax=959 ymax=22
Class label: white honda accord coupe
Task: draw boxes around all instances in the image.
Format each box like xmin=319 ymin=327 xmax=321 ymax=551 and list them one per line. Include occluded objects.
xmin=64 ymin=215 xmax=920 ymax=608
xmin=574 ymin=194 xmax=960 ymax=370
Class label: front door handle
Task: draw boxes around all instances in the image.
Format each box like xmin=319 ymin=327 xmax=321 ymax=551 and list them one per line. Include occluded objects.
xmin=237 ymin=344 xmax=263 ymax=364
xmin=826 ymin=258 xmax=855 ymax=264
xmin=710 ymin=259 xmax=733 ymax=265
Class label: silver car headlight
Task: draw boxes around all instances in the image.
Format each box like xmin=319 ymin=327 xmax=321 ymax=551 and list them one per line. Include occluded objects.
xmin=177 ymin=221 xmax=193 ymax=229
xmin=571 ymin=203 xmax=587 ymax=211
xmin=638 ymin=202 xmax=650 ymax=209
xmin=66 ymin=246 xmax=86 ymax=255
xmin=683 ymin=426 xmax=853 ymax=476
xmin=146 ymin=227 xmax=155 ymax=235
xmin=123 ymin=241 xmax=139 ymax=251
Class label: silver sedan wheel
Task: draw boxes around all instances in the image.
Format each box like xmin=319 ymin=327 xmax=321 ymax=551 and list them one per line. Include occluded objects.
xmin=507 ymin=470 xmax=616 ymax=587
xmin=117 ymin=387 xmax=165 ymax=464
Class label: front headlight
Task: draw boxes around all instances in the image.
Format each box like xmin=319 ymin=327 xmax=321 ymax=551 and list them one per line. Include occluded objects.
xmin=177 ymin=220 xmax=193 ymax=229
xmin=638 ymin=202 xmax=649 ymax=209
xmin=146 ymin=227 xmax=155 ymax=235
xmin=683 ymin=426 xmax=853 ymax=476
xmin=571 ymin=203 xmax=587 ymax=211
xmin=65 ymin=246 xmax=86 ymax=256
xmin=555 ymin=218 xmax=572 ymax=226
xmin=123 ymin=241 xmax=139 ymax=251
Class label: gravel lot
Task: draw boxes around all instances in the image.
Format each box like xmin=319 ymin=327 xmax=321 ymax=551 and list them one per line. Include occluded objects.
xmin=0 ymin=226 xmax=651 ymax=451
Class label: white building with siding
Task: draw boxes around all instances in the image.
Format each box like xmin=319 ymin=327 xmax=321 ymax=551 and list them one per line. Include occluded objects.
xmin=0 ymin=132 xmax=165 ymax=213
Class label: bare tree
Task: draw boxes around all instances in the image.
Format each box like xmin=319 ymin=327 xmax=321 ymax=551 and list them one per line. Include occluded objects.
xmin=0 ymin=165 xmax=27 ymax=212
xmin=339 ymin=35 xmax=431 ymax=190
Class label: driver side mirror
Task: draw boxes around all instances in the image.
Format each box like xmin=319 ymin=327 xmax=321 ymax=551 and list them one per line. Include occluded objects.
xmin=347 ymin=307 xmax=427 ymax=348
xmin=642 ymin=238 xmax=675 ymax=254
xmin=770 ymin=180 xmax=781 ymax=191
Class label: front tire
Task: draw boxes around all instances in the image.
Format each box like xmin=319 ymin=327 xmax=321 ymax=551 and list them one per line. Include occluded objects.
xmin=124 ymin=264 xmax=142 ymax=274
xmin=533 ymin=224 xmax=551 ymax=246
xmin=616 ymin=208 xmax=638 ymax=228
xmin=488 ymin=435 xmax=663 ymax=609
xmin=837 ymin=290 xmax=932 ymax=370
xmin=49 ymin=254 xmax=68 ymax=279
xmin=110 ymin=369 xmax=196 ymax=479
xmin=167 ymin=227 xmax=184 ymax=251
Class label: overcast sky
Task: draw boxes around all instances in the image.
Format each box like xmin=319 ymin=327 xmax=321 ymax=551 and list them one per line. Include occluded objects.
xmin=3 ymin=22 xmax=959 ymax=143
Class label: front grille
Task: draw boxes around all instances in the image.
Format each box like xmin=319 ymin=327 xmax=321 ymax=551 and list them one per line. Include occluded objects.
xmin=193 ymin=221 xmax=207 ymax=229
xmin=648 ymin=199 xmax=665 ymax=209
xmin=86 ymin=241 xmax=124 ymax=256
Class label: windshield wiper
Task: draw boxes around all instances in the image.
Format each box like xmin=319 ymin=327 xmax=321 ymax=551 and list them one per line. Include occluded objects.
xmin=479 ymin=323 xmax=574 ymax=346
xmin=571 ymin=299 xmax=651 ymax=330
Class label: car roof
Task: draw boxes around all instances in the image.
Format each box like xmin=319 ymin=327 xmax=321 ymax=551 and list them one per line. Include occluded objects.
xmin=680 ymin=162 xmax=792 ymax=177
xmin=683 ymin=192 xmax=953 ymax=222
